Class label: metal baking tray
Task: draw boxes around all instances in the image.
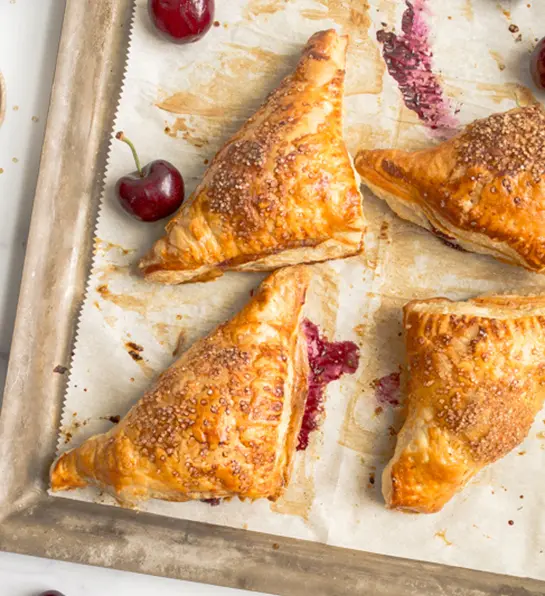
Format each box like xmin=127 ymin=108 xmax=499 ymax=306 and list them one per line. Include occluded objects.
xmin=0 ymin=1 xmax=543 ymax=594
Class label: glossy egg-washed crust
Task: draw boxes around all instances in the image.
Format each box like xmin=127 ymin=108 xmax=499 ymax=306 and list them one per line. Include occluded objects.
xmin=355 ymin=104 xmax=545 ymax=272
xmin=51 ymin=266 xmax=311 ymax=506
xmin=383 ymin=294 xmax=545 ymax=514
xmin=139 ymin=30 xmax=365 ymax=284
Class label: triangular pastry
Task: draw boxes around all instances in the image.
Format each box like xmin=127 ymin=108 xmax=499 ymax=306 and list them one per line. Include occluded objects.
xmin=384 ymin=294 xmax=545 ymax=513
xmin=355 ymin=105 xmax=545 ymax=272
xmin=51 ymin=266 xmax=311 ymax=505
xmin=140 ymin=30 xmax=365 ymax=284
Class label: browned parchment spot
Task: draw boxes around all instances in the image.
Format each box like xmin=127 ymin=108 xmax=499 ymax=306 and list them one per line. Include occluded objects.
xmin=353 ymin=323 xmax=367 ymax=339
xmin=364 ymin=216 xmax=392 ymax=271
xmin=243 ymin=0 xmax=291 ymax=18
xmin=462 ymin=0 xmax=474 ymax=21
xmin=104 ymin=315 xmax=117 ymax=328
xmin=496 ymin=2 xmax=511 ymax=20
xmin=164 ymin=117 xmax=209 ymax=148
xmin=123 ymin=340 xmax=155 ymax=378
xmin=344 ymin=122 xmax=393 ymax=155
xmin=339 ymin=392 xmax=386 ymax=456
xmin=339 ymin=299 xmax=405 ymax=458
xmin=96 ymin=264 xmax=130 ymax=282
xmin=53 ymin=365 xmax=68 ymax=374
xmin=157 ymin=92 xmax=227 ymax=118
xmin=390 ymin=103 xmax=435 ymax=151
xmin=489 ymin=50 xmax=506 ymax=72
xmin=97 ymin=284 xmax=151 ymax=316
xmin=151 ymin=322 xmax=170 ymax=346
xmin=476 ymin=82 xmax=537 ymax=106
xmin=444 ymin=81 xmax=536 ymax=113
xmin=61 ymin=417 xmax=89 ymax=445
xmin=318 ymin=266 xmax=340 ymax=336
xmin=150 ymin=322 xmax=187 ymax=354
xmin=94 ymin=238 xmax=134 ymax=256
xmin=125 ymin=341 xmax=144 ymax=361
xmin=435 ymin=529 xmax=453 ymax=546
xmin=270 ymin=455 xmax=315 ymax=521
xmin=156 ymin=45 xmax=286 ymax=121
xmin=173 ymin=329 xmax=187 ymax=357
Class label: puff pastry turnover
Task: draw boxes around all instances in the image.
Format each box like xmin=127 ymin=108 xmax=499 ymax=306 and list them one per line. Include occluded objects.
xmin=384 ymin=294 xmax=545 ymax=514
xmin=355 ymin=104 xmax=545 ymax=272
xmin=51 ymin=266 xmax=311 ymax=505
xmin=139 ymin=29 xmax=365 ymax=284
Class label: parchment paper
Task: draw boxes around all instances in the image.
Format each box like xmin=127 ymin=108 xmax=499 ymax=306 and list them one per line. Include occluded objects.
xmin=54 ymin=0 xmax=545 ymax=580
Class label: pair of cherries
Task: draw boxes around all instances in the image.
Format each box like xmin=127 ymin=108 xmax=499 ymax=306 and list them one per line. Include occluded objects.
xmin=116 ymin=1 xmax=215 ymax=222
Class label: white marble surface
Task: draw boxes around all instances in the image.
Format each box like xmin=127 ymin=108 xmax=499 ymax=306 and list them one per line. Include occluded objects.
xmin=0 ymin=2 xmax=268 ymax=594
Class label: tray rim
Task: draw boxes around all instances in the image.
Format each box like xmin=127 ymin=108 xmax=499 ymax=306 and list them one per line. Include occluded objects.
xmin=0 ymin=1 xmax=543 ymax=594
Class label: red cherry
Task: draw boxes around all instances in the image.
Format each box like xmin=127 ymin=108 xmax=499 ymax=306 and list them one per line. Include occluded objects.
xmin=115 ymin=132 xmax=185 ymax=222
xmin=38 ymin=592 xmax=65 ymax=596
xmin=148 ymin=0 xmax=215 ymax=44
xmin=530 ymin=37 xmax=545 ymax=90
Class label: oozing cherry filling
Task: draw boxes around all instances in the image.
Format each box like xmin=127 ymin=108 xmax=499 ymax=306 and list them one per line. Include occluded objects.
xmin=298 ymin=320 xmax=360 ymax=451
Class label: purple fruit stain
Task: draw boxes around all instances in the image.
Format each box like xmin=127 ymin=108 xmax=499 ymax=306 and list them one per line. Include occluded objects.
xmin=373 ymin=372 xmax=402 ymax=407
xmin=298 ymin=320 xmax=359 ymax=451
xmin=376 ymin=0 xmax=458 ymax=132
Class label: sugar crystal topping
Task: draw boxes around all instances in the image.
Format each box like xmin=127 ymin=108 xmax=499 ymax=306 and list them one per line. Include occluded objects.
xmin=457 ymin=104 xmax=545 ymax=180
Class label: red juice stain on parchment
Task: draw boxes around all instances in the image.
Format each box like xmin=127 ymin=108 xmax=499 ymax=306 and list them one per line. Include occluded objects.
xmin=298 ymin=319 xmax=360 ymax=451
xmin=376 ymin=0 xmax=459 ymax=132
xmin=373 ymin=372 xmax=401 ymax=407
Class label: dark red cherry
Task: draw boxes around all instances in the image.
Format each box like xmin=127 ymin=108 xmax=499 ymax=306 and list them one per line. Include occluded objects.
xmin=115 ymin=132 xmax=185 ymax=222
xmin=530 ymin=37 xmax=545 ymax=90
xmin=38 ymin=591 xmax=66 ymax=596
xmin=148 ymin=0 xmax=215 ymax=44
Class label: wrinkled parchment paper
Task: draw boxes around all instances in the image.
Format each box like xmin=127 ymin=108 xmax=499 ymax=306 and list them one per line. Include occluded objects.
xmin=54 ymin=0 xmax=545 ymax=580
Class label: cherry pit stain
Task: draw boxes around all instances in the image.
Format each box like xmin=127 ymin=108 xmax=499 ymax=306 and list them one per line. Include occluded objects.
xmin=373 ymin=372 xmax=402 ymax=408
xmin=298 ymin=320 xmax=360 ymax=451
xmin=376 ymin=0 xmax=458 ymax=132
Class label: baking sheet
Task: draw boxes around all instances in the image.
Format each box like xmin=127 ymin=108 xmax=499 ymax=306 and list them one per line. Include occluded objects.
xmin=53 ymin=0 xmax=545 ymax=581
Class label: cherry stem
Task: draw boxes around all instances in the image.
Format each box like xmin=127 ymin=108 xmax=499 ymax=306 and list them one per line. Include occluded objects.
xmin=116 ymin=131 xmax=143 ymax=177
